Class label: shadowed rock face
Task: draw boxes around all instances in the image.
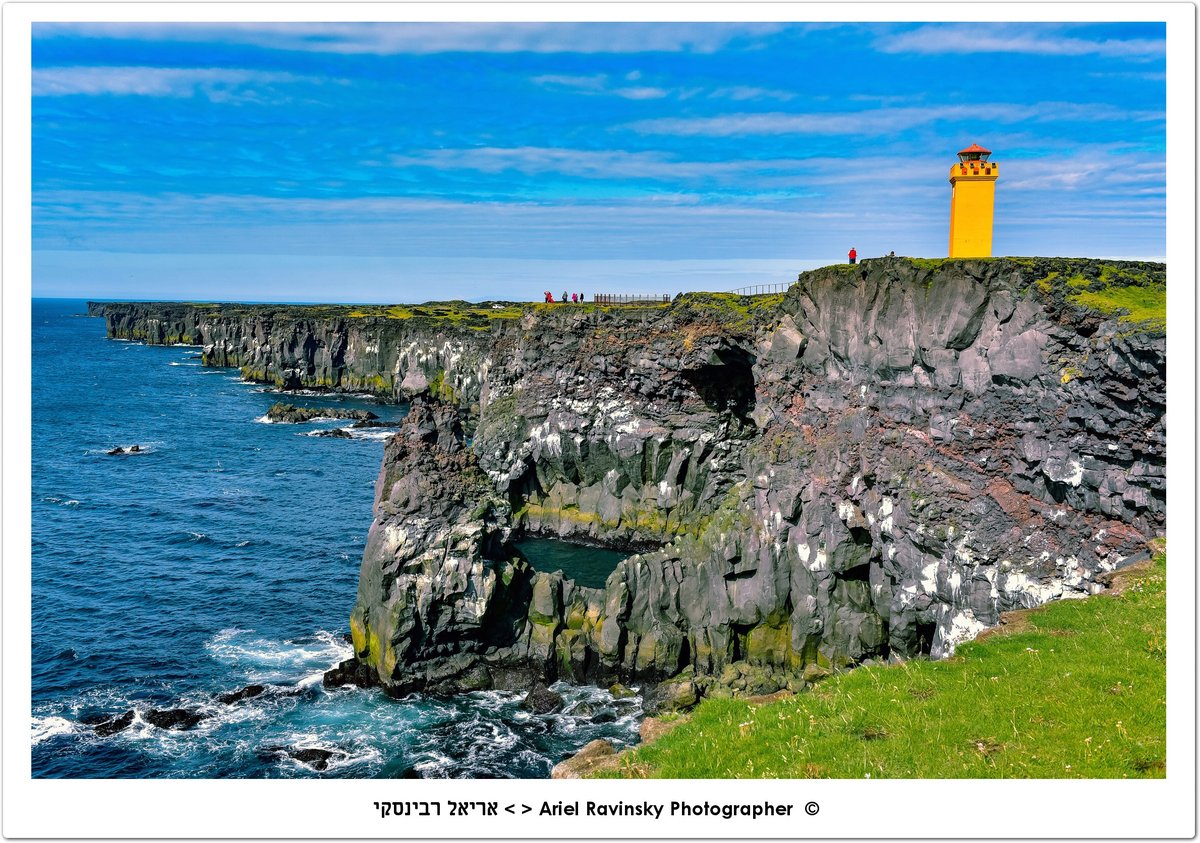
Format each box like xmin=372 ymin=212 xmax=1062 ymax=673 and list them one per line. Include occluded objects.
xmin=94 ymin=257 xmax=1167 ymax=697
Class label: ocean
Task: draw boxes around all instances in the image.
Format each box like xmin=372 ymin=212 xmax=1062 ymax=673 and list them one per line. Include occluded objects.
xmin=29 ymin=298 xmax=641 ymax=778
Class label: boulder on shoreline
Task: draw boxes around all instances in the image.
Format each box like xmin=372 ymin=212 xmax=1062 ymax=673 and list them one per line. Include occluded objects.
xmin=322 ymin=656 xmax=380 ymax=690
xmin=643 ymin=677 xmax=698 ymax=715
xmin=521 ymin=682 xmax=565 ymax=714
xmin=550 ymin=739 xmax=617 ymax=779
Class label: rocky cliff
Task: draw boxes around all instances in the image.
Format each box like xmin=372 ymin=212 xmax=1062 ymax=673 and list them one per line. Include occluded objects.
xmin=93 ymin=299 xmax=507 ymax=405
xmin=94 ymin=257 xmax=1167 ymax=705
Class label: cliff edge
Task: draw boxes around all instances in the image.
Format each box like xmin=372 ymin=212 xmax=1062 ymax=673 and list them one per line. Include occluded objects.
xmin=94 ymin=256 xmax=1167 ymax=705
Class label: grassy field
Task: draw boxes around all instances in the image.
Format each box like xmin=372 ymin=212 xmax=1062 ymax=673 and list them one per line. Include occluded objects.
xmin=600 ymin=555 xmax=1166 ymax=779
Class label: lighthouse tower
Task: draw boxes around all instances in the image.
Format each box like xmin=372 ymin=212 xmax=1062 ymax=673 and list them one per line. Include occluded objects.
xmin=948 ymin=143 xmax=999 ymax=258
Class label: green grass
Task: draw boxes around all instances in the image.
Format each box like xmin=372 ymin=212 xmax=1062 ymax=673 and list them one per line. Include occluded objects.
xmin=174 ymin=300 xmax=527 ymax=327
xmin=599 ymin=555 xmax=1166 ymax=779
xmin=669 ymin=291 xmax=786 ymax=331
xmin=345 ymin=301 xmax=525 ymax=327
xmin=1033 ymin=264 xmax=1166 ymax=332
xmin=907 ymin=257 xmax=951 ymax=271
xmin=1068 ymin=282 xmax=1166 ymax=331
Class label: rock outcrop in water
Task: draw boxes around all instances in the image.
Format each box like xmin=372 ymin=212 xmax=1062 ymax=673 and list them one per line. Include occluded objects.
xmin=94 ymin=257 xmax=1167 ymax=703
xmin=264 ymin=402 xmax=377 ymax=423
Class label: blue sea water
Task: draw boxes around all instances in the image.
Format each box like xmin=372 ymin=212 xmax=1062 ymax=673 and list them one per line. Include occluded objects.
xmin=30 ymin=299 xmax=641 ymax=778
xmin=515 ymin=537 xmax=628 ymax=590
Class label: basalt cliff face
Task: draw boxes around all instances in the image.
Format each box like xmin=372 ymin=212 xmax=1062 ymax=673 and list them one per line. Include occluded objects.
xmin=95 ymin=257 xmax=1167 ymax=704
xmin=92 ymin=299 xmax=496 ymax=402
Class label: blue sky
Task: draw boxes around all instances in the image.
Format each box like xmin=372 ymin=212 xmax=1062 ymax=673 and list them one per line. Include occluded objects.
xmin=31 ymin=22 xmax=1166 ymax=302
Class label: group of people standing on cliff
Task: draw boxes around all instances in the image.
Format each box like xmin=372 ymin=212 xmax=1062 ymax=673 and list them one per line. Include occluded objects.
xmin=543 ymin=291 xmax=586 ymax=303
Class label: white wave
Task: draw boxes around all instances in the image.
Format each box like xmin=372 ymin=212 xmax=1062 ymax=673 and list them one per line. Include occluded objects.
xmin=302 ymin=426 xmax=377 ymax=438
xmin=60 ymin=686 xmax=134 ymax=716
xmin=348 ymin=428 xmax=396 ymax=441
xmin=31 ymin=716 xmax=75 ymax=745
xmin=189 ymin=696 xmax=278 ymax=733
xmin=324 ymin=745 xmax=381 ymax=771
xmin=412 ymin=751 xmax=455 ymax=775
xmin=41 ymin=496 xmax=82 ymax=507
xmin=296 ymin=670 xmax=331 ymax=689
xmin=613 ymin=711 xmax=643 ymax=731
xmin=259 ymin=733 xmax=378 ymax=773
xmin=463 ymin=689 xmax=523 ymax=713
xmin=169 ymin=342 xmax=202 ymax=347
xmin=235 ymin=540 xmax=253 ymax=547
xmin=204 ymin=629 xmax=351 ymax=683
xmin=122 ymin=710 xmax=161 ymax=742
xmin=253 ymin=415 xmax=276 ymax=424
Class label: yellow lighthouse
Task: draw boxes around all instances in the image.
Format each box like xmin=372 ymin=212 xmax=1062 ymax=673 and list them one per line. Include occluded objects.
xmin=948 ymin=143 xmax=999 ymax=257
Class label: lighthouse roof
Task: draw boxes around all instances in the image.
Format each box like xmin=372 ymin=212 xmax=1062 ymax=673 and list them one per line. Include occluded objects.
xmin=958 ymin=143 xmax=991 ymax=156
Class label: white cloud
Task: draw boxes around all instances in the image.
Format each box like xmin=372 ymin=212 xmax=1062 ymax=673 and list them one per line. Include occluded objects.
xmin=709 ymin=86 xmax=797 ymax=102
xmin=625 ymin=102 xmax=1164 ymax=137
xmin=384 ymin=146 xmax=825 ymax=184
xmin=531 ymin=72 xmax=673 ymax=100
xmin=32 ymin=172 xmax=1164 ymax=268
xmin=532 ymin=72 xmax=796 ymax=102
xmin=876 ymin=24 xmax=1164 ymax=59
xmin=35 ymin=22 xmax=788 ymax=55
xmin=530 ymin=73 xmax=608 ymax=92
xmin=1087 ymin=70 xmax=1168 ymax=81
xmin=614 ymin=87 xmax=671 ymax=100
xmin=32 ymin=66 xmax=313 ymax=98
xmin=999 ymin=153 xmax=1165 ymax=192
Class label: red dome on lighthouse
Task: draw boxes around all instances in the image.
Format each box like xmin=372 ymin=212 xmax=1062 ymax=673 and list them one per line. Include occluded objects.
xmin=957 ymin=143 xmax=992 ymax=162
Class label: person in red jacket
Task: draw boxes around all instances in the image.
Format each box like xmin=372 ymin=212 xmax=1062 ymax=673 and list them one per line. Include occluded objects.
xmin=544 ymin=291 xmax=554 ymax=303
xmin=848 ymin=247 xmax=857 ymax=265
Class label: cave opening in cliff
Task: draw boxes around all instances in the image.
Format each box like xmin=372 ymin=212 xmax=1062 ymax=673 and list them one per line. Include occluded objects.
xmin=681 ymin=347 xmax=757 ymax=422
xmin=837 ymin=560 xmax=872 ymax=583
xmin=512 ymin=536 xmax=629 ymax=590
xmin=914 ymin=620 xmax=938 ymax=656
